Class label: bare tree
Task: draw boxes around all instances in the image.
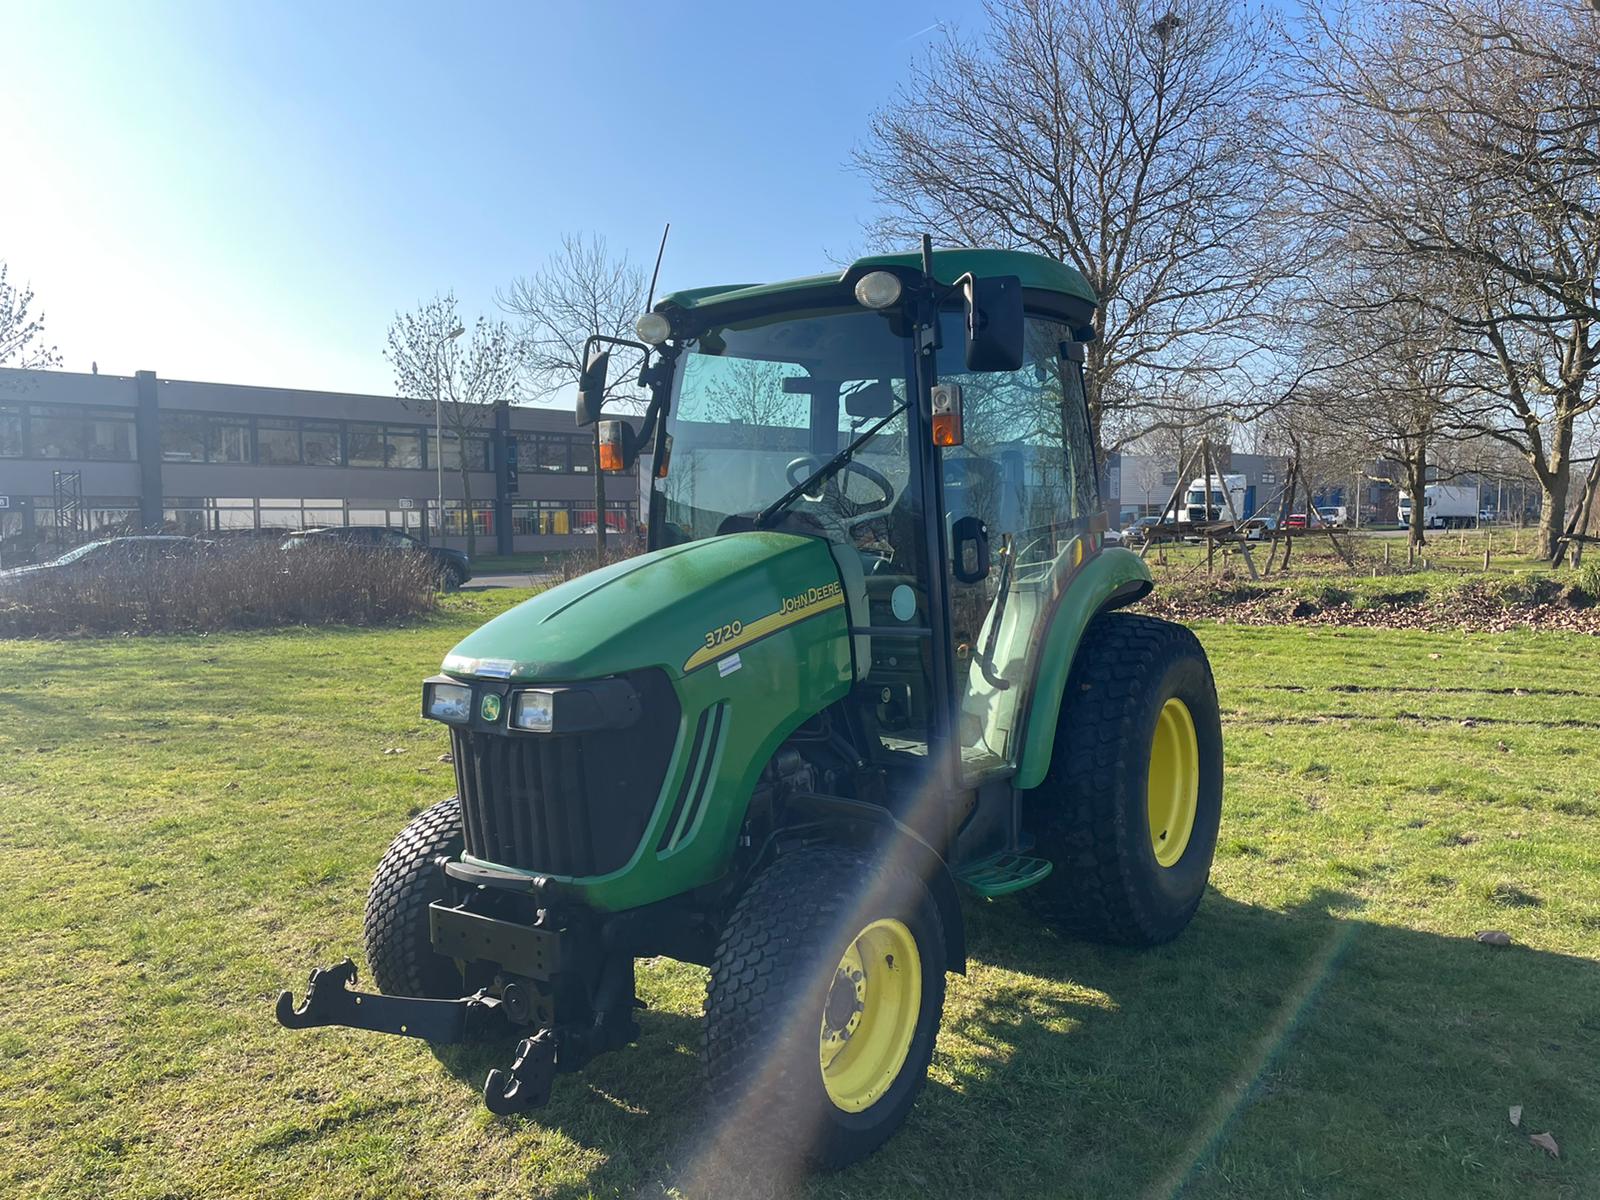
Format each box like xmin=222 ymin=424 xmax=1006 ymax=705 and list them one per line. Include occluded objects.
xmin=502 ymin=234 xmax=648 ymax=553
xmin=1284 ymin=0 xmax=1600 ymax=558
xmin=0 ymin=263 xmax=62 ymax=368
xmin=1287 ymin=261 xmax=1481 ymax=546
xmin=855 ymin=0 xmax=1290 ymax=452
xmin=702 ymin=359 xmax=801 ymax=431
xmin=1136 ymin=400 xmax=1235 ymax=482
xmin=385 ymin=294 xmax=519 ymax=558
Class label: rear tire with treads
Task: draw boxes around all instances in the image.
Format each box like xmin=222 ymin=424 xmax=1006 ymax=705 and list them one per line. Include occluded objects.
xmin=362 ymin=797 xmax=466 ymax=1001
xmin=1026 ymin=612 xmax=1223 ymax=946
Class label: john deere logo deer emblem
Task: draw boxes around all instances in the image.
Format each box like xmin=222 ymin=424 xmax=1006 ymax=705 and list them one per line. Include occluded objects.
xmin=480 ymin=694 xmax=503 ymax=722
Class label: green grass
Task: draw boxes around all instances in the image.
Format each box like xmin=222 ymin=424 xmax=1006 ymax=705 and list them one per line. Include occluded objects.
xmin=2 ymin=600 xmax=1597 ymax=1198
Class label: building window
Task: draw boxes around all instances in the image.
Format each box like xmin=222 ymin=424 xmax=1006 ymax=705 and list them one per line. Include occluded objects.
xmin=163 ymin=497 xmax=258 ymax=534
xmin=572 ymin=501 xmax=636 ymax=533
xmin=529 ymin=432 xmax=577 ymax=473
xmin=303 ymin=499 xmax=345 ymax=526
xmin=1260 ymin=471 xmax=1277 ymax=485
xmin=161 ymin=413 xmax=207 ymax=462
xmin=207 ymin=418 xmax=252 ymax=463
xmin=0 ymin=404 xmax=20 ymax=456
xmin=27 ymin=404 xmax=136 ymax=461
xmin=385 ymin=427 xmax=423 ymax=469
xmin=346 ymin=423 xmax=386 ymax=468
xmin=512 ymin=500 xmax=573 ymax=535
xmin=258 ymin=498 xmax=302 ymax=528
xmin=258 ymin=419 xmax=301 ymax=465
xmin=302 ymin=422 xmax=342 ymax=467
xmin=437 ymin=499 xmax=495 ymax=537
xmin=86 ymin=500 xmax=142 ymax=532
xmin=429 ymin=430 xmax=492 ymax=473
xmin=257 ymin=498 xmax=348 ymax=529
xmin=162 ymin=411 xmax=254 ymax=463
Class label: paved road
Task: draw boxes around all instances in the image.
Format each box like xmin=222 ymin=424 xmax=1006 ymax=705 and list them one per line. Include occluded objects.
xmin=466 ymin=572 xmax=558 ymax=590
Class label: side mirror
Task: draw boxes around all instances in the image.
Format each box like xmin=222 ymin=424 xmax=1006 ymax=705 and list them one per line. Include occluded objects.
xmin=951 ymin=514 xmax=990 ymax=584
xmin=963 ymin=275 xmax=1024 ymax=373
xmin=576 ymin=348 xmax=610 ymax=426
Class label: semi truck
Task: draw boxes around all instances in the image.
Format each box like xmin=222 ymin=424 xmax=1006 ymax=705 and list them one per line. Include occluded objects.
xmin=1398 ymin=484 xmax=1478 ymax=529
xmin=1181 ymin=474 xmax=1249 ymax=525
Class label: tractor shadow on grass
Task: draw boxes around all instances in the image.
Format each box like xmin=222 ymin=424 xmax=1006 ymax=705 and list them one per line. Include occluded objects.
xmin=855 ymin=888 xmax=1600 ymax=1200
xmin=425 ymin=890 xmax=1600 ymax=1200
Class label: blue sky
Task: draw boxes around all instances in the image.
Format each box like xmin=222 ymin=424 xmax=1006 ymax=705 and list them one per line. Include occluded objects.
xmin=1 ymin=0 xmax=982 ymax=394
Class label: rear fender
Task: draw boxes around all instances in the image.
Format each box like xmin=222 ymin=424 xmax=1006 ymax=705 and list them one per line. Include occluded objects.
xmin=773 ymin=793 xmax=966 ymax=975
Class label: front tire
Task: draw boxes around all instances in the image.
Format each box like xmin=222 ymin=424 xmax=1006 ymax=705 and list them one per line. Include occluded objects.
xmin=1027 ymin=613 xmax=1223 ymax=946
xmin=703 ymin=847 xmax=947 ymax=1171
xmin=363 ymin=797 xmax=465 ymax=999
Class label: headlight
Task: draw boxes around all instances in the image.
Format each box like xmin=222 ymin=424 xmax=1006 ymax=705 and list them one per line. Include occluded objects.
xmin=510 ymin=690 xmax=556 ymax=733
xmin=423 ymin=682 xmax=472 ymax=723
xmin=635 ymin=312 xmax=672 ymax=345
xmin=854 ymin=270 xmax=903 ymax=309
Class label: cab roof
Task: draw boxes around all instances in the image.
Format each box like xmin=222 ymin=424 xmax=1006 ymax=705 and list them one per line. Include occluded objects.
xmin=656 ymin=247 xmax=1097 ymax=314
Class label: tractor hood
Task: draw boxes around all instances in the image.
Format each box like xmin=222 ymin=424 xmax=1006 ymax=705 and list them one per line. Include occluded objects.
xmin=441 ymin=532 xmax=852 ymax=684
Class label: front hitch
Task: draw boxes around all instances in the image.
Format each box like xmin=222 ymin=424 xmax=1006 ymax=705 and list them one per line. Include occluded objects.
xmin=274 ymin=959 xmax=507 ymax=1043
xmin=273 ymin=961 xmax=577 ymax=1116
xmin=275 ymin=951 xmax=641 ymax=1116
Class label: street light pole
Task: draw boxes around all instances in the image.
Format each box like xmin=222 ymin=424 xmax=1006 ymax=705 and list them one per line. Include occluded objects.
xmin=434 ymin=324 xmax=465 ymax=547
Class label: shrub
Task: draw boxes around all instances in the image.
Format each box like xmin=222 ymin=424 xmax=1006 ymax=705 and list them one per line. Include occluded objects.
xmin=0 ymin=540 xmax=439 ymax=637
xmin=1574 ymin=560 xmax=1600 ymax=605
xmin=557 ymin=537 xmax=648 ymax=583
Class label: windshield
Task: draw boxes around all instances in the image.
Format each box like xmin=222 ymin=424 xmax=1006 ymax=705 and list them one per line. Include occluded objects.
xmin=658 ymin=307 xmax=912 ymax=543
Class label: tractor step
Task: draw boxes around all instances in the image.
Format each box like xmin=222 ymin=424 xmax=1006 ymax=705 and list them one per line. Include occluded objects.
xmin=955 ymin=853 xmax=1053 ymax=897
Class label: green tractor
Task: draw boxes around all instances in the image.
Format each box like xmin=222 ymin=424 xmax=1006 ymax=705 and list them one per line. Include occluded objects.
xmin=277 ymin=243 xmax=1223 ymax=1169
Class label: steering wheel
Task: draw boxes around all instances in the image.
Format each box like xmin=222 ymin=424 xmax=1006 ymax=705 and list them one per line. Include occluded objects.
xmin=784 ymin=456 xmax=895 ymax=520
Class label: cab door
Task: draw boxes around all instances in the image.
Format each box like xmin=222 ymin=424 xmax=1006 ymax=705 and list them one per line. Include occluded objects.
xmin=935 ymin=315 xmax=1099 ymax=783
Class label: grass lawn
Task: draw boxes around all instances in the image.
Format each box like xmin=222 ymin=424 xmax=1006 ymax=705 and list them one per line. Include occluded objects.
xmin=2 ymin=596 xmax=1597 ymax=1198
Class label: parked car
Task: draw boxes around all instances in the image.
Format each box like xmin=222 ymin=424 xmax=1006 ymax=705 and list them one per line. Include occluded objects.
xmin=1242 ymin=515 xmax=1279 ymax=540
xmin=1315 ymin=506 xmax=1346 ymax=528
xmin=1479 ymin=508 xmax=1498 ymax=525
xmin=280 ymin=527 xmax=471 ymax=589
xmin=0 ymin=535 xmax=212 ymax=584
xmin=1284 ymin=513 xmax=1309 ymax=531
xmin=1120 ymin=515 xmax=1171 ymax=544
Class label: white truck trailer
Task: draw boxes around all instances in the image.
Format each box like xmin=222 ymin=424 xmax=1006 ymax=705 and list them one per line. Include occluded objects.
xmin=1398 ymin=484 xmax=1479 ymax=529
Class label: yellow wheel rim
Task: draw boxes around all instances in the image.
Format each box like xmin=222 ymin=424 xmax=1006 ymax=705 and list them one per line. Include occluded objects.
xmin=818 ymin=917 xmax=922 ymax=1112
xmin=1147 ymin=697 xmax=1200 ymax=868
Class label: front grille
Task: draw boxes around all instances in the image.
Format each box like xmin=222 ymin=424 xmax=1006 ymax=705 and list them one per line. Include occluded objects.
xmin=452 ymin=669 xmax=679 ymax=877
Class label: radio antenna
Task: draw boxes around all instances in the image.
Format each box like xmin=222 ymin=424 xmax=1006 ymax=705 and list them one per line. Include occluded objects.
xmin=646 ymin=222 xmax=671 ymax=311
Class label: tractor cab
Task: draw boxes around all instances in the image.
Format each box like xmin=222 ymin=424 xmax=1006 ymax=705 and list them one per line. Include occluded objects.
xmin=276 ymin=245 xmax=1222 ymax=1173
xmin=586 ymin=248 xmax=1116 ymax=830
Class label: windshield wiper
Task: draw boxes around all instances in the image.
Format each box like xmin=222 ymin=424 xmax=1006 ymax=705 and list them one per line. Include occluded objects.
xmin=754 ymin=401 xmax=907 ymax=529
